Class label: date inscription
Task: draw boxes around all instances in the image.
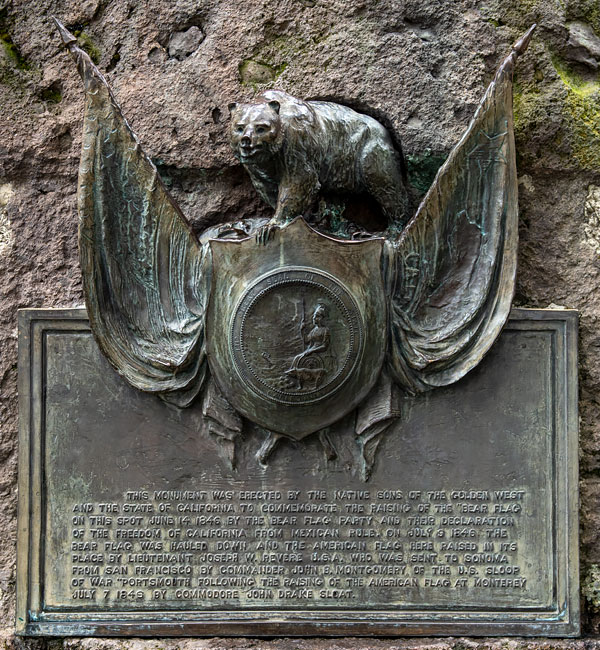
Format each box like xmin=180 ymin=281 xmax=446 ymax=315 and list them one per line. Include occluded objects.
xmin=19 ymin=312 xmax=579 ymax=635
xmin=69 ymin=487 xmax=528 ymax=607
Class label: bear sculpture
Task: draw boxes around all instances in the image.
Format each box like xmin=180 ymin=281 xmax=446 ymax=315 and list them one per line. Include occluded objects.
xmin=229 ymin=90 xmax=409 ymax=233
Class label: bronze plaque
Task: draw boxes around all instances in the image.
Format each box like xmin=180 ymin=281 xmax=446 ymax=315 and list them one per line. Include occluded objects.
xmin=17 ymin=308 xmax=579 ymax=636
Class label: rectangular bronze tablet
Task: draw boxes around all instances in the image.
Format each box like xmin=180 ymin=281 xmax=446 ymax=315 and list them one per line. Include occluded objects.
xmin=16 ymin=308 xmax=579 ymax=636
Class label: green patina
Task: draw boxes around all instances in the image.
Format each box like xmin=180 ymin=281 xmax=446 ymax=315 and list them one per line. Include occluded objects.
xmin=406 ymin=150 xmax=447 ymax=196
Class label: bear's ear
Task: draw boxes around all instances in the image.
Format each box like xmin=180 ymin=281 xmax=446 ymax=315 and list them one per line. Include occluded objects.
xmin=268 ymin=100 xmax=280 ymax=114
xmin=228 ymin=102 xmax=238 ymax=115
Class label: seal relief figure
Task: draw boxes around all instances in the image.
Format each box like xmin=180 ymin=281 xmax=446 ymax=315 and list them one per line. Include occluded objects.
xmin=54 ymin=19 xmax=536 ymax=480
xmin=285 ymin=301 xmax=331 ymax=391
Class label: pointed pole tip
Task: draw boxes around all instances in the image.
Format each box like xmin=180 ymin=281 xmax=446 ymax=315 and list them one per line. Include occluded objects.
xmin=52 ymin=16 xmax=77 ymax=48
xmin=513 ymin=23 xmax=537 ymax=56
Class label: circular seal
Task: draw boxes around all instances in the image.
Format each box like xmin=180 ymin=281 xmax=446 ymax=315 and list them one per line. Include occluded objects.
xmin=230 ymin=267 xmax=364 ymax=406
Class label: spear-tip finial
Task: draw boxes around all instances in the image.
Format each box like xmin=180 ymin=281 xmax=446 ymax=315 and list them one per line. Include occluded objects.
xmin=513 ymin=23 xmax=537 ymax=56
xmin=52 ymin=17 xmax=78 ymax=49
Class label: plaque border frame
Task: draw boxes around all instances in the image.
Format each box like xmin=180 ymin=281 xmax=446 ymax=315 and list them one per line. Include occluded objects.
xmin=16 ymin=307 xmax=580 ymax=637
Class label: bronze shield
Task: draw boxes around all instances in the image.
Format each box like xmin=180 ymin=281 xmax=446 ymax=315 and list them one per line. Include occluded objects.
xmin=206 ymin=218 xmax=386 ymax=440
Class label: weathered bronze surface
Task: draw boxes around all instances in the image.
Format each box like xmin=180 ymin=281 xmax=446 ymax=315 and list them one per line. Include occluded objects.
xmin=207 ymin=218 xmax=386 ymax=439
xmin=228 ymin=90 xmax=410 ymax=231
xmin=50 ymin=20 xmax=536 ymax=478
xmin=22 ymin=22 xmax=578 ymax=638
xmin=17 ymin=308 xmax=579 ymax=637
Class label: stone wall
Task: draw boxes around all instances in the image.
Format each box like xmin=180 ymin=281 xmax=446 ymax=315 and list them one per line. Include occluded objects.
xmin=1 ymin=0 xmax=600 ymax=647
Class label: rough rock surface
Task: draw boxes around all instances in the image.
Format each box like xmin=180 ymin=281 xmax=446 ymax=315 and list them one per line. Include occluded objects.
xmin=1 ymin=0 xmax=600 ymax=647
xmin=567 ymin=21 xmax=600 ymax=68
xmin=168 ymin=25 xmax=205 ymax=60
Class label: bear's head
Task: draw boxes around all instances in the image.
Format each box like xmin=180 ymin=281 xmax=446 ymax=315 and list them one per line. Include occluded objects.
xmin=229 ymin=99 xmax=282 ymax=165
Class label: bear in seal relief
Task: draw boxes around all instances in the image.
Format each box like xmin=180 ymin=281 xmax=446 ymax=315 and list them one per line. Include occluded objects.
xmin=229 ymin=90 xmax=409 ymax=234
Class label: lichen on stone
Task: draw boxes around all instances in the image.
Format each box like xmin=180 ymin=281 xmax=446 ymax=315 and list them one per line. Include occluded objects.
xmin=0 ymin=8 xmax=37 ymax=93
xmin=583 ymin=563 xmax=600 ymax=611
xmin=238 ymin=33 xmax=313 ymax=88
xmin=71 ymin=28 xmax=101 ymax=65
xmin=551 ymin=54 xmax=600 ymax=171
xmin=583 ymin=185 xmax=600 ymax=255
xmin=0 ymin=183 xmax=15 ymax=257
xmin=566 ymin=0 xmax=600 ymax=35
xmin=512 ymin=82 xmax=544 ymax=138
xmin=39 ymin=85 xmax=63 ymax=104
xmin=0 ymin=9 xmax=31 ymax=72
xmin=239 ymin=58 xmax=286 ymax=86
xmin=479 ymin=0 xmax=544 ymax=31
